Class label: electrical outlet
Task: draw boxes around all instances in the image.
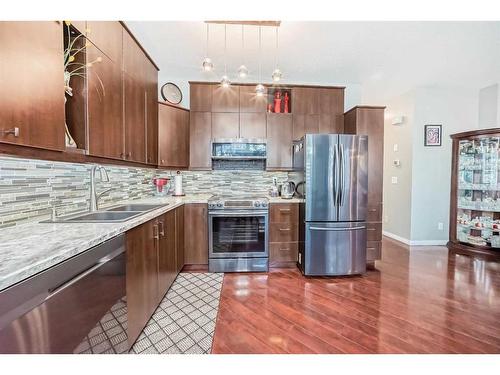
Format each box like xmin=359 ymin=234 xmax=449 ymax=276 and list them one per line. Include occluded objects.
xmin=391 ymin=176 xmax=398 ymax=184
xmin=438 ymin=222 xmax=444 ymax=231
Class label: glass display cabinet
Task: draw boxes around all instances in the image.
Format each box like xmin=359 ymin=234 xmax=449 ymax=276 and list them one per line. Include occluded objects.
xmin=448 ymin=128 xmax=500 ymax=260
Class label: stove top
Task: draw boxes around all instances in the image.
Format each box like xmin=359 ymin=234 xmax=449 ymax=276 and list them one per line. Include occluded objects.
xmin=208 ymin=195 xmax=269 ymax=210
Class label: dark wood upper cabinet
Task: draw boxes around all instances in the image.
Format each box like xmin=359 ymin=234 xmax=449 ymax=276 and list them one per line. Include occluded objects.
xmin=158 ymin=103 xmax=189 ymax=168
xmin=212 ymin=113 xmax=239 ymax=139
xmin=184 ymin=204 xmax=208 ymax=265
xmin=86 ymin=21 xmax=123 ymax=64
xmin=123 ymin=73 xmax=146 ymax=163
xmin=145 ymin=62 xmax=158 ymax=165
xmin=212 ymin=85 xmax=239 ymax=112
xmin=266 ymin=113 xmax=293 ymax=170
xmin=189 ymin=112 xmax=212 ymax=170
xmin=292 ymin=87 xmax=319 ymax=114
xmin=319 ymin=88 xmax=344 ymax=114
xmin=240 ymin=113 xmax=267 ymax=138
xmin=239 ymin=85 xmax=267 ymax=112
xmin=126 ymin=218 xmax=159 ymax=346
xmin=190 ymin=83 xmax=212 ymax=112
xmin=122 ymin=30 xmax=145 ymax=81
xmin=0 ymin=21 xmax=65 ymax=151
xmin=87 ymin=43 xmax=124 ymax=160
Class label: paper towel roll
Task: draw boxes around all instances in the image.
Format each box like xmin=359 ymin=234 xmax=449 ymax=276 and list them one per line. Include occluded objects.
xmin=174 ymin=174 xmax=183 ymax=196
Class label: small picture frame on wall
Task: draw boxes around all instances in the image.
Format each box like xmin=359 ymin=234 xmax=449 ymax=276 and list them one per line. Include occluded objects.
xmin=424 ymin=124 xmax=442 ymax=146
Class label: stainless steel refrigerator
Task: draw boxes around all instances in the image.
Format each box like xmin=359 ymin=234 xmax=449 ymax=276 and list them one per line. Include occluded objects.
xmin=292 ymin=134 xmax=368 ymax=276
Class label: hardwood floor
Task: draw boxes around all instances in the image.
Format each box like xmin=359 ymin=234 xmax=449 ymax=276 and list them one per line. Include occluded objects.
xmin=211 ymin=237 xmax=500 ymax=353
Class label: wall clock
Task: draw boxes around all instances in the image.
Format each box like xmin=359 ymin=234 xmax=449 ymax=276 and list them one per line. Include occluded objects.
xmin=161 ymin=82 xmax=183 ymax=105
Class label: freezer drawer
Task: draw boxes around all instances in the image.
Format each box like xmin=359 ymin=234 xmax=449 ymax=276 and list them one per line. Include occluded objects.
xmin=304 ymin=222 xmax=367 ymax=276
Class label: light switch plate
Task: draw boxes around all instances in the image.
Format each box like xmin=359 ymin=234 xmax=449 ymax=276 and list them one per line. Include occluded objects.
xmin=391 ymin=176 xmax=398 ymax=184
xmin=393 ymin=143 xmax=399 ymax=152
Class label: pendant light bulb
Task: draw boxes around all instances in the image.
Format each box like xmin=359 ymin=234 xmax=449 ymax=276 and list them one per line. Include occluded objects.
xmin=202 ymin=24 xmax=214 ymax=72
xmin=202 ymin=57 xmax=213 ymax=72
xmin=238 ymin=65 xmax=249 ymax=78
xmin=221 ymin=75 xmax=231 ymax=88
xmin=221 ymin=24 xmax=230 ymax=87
xmin=272 ymin=26 xmax=282 ymax=82
xmin=255 ymin=83 xmax=265 ymax=97
xmin=272 ymin=68 xmax=282 ymax=82
xmin=255 ymin=26 xmax=264 ymax=96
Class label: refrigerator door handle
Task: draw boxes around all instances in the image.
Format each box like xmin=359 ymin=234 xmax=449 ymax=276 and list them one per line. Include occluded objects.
xmin=333 ymin=143 xmax=339 ymax=207
xmin=309 ymin=226 xmax=366 ymax=231
xmin=339 ymin=143 xmax=345 ymax=206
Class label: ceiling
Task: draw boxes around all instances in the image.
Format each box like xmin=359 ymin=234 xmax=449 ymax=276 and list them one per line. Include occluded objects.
xmin=126 ymin=21 xmax=500 ymax=104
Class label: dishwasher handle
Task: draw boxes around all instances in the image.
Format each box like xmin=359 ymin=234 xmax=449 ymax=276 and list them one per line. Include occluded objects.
xmin=48 ymin=246 xmax=124 ymax=297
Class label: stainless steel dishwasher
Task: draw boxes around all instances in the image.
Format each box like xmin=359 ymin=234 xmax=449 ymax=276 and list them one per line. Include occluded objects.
xmin=0 ymin=234 xmax=127 ymax=354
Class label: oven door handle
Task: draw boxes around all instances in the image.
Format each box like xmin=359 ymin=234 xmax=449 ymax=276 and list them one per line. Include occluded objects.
xmin=208 ymin=210 xmax=269 ymax=217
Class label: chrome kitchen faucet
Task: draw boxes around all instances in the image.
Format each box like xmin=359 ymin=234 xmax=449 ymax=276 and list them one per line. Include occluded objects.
xmin=89 ymin=165 xmax=113 ymax=212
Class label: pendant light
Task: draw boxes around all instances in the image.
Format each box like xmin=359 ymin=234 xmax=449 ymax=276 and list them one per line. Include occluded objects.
xmin=202 ymin=23 xmax=214 ymax=72
xmin=271 ymin=26 xmax=282 ymax=82
xmin=220 ymin=24 xmax=231 ymax=87
xmin=255 ymin=26 xmax=265 ymax=96
xmin=237 ymin=25 xmax=249 ymax=78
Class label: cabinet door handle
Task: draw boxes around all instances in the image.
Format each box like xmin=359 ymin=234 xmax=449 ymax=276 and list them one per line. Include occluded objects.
xmin=368 ymin=208 xmax=377 ymax=212
xmin=279 ymin=209 xmax=291 ymax=213
xmin=159 ymin=220 xmax=165 ymax=236
xmin=279 ymin=247 xmax=290 ymax=251
xmin=279 ymin=228 xmax=291 ymax=231
xmin=367 ymin=228 xmax=376 ymax=231
xmin=153 ymin=224 xmax=159 ymax=240
xmin=2 ymin=127 xmax=19 ymax=137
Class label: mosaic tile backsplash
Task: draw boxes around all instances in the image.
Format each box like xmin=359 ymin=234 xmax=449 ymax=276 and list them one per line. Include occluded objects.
xmin=0 ymin=156 xmax=288 ymax=228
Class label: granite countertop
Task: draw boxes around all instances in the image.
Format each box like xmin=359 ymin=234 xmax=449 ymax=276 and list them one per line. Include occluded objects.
xmin=267 ymin=196 xmax=304 ymax=203
xmin=0 ymin=194 xmax=211 ymax=292
xmin=0 ymin=192 xmax=303 ymax=292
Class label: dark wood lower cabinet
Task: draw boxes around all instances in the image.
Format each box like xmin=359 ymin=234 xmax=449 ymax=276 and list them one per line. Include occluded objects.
xmin=175 ymin=205 xmax=185 ymax=273
xmin=126 ymin=206 xmax=185 ymax=347
xmin=126 ymin=219 xmax=159 ymax=346
xmin=269 ymin=203 xmax=299 ymax=268
xmin=157 ymin=210 xmax=177 ymax=302
xmin=184 ymin=203 xmax=208 ymax=265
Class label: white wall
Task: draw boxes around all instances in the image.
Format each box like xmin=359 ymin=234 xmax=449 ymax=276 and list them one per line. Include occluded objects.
xmin=383 ymin=87 xmax=479 ymax=245
xmin=383 ymin=91 xmax=415 ymax=241
xmin=410 ymin=88 xmax=478 ymax=243
xmin=478 ymin=84 xmax=498 ymax=128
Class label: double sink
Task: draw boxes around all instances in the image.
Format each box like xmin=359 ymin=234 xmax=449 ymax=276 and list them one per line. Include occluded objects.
xmin=47 ymin=203 xmax=167 ymax=223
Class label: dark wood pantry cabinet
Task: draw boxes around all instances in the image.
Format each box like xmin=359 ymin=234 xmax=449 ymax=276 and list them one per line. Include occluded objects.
xmin=0 ymin=21 xmax=65 ymax=151
xmin=344 ymin=106 xmax=385 ymax=263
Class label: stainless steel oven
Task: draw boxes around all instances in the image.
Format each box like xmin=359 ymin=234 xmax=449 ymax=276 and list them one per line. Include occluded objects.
xmin=208 ymin=196 xmax=269 ymax=272
xmin=0 ymin=235 xmax=127 ymax=354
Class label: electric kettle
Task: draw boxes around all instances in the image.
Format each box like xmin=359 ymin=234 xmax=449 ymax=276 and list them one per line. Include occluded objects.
xmin=281 ymin=181 xmax=295 ymax=199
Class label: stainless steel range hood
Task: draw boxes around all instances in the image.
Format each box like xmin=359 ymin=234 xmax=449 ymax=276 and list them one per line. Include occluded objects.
xmin=211 ymin=138 xmax=267 ymax=160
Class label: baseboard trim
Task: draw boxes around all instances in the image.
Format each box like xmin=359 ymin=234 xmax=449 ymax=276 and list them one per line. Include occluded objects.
xmin=382 ymin=231 xmax=447 ymax=246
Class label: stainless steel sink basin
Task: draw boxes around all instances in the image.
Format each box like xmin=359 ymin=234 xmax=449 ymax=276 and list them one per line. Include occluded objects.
xmin=43 ymin=203 xmax=168 ymax=223
xmin=60 ymin=211 xmax=142 ymax=223
xmin=106 ymin=204 xmax=166 ymax=212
